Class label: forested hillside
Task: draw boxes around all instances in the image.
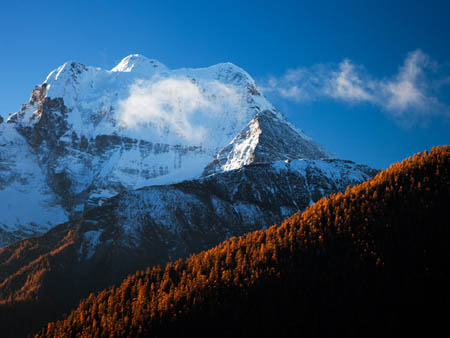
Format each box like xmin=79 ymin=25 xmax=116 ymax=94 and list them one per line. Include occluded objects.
xmin=35 ymin=146 xmax=450 ymax=337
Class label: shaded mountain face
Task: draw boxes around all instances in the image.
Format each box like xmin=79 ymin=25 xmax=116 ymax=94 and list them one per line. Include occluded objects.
xmin=0 ymin=54 xmax=338 ymax=247
xmin=0 ymin=158 xmax=375 ymax=336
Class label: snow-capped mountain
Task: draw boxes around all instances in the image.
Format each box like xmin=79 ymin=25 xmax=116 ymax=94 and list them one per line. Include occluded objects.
xmin=0 ymin=55 xmax=377 ymax=333
xmin=0 ymin=54 xmax=372 ymax=247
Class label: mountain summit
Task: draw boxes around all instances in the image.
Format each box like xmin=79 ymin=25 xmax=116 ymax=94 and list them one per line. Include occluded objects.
xmin=111 ymin=54 xmax=168 ymax=73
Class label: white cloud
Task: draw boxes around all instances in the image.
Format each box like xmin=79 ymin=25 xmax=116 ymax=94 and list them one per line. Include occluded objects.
xmin=260 ymin=50 xmax=450 ymax=126
xmin=118 ymin=77 xmax=241 ymax=142
xmin=326 ymin=59 xmax=374 ymax=102
xmin=382 ymin=50 xmax=431 ymax=114
xmin=118 ymin=78 xmax=208 ymax=141
xmin=279 ymin=85 xmax=308 ymax=101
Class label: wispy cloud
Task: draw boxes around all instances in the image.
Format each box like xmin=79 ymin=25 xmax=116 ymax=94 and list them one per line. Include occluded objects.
xmin=118 ymin=78 xmax=209 ymax=142
xmin=261 ymin=50 xmax=450 ymax=126
xmin=118 ymin=77 xmax=241 ymax=142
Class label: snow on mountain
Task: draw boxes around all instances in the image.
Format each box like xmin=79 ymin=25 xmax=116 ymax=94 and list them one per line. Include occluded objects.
xmin=203 ymin=110 xmax=332 ymax=175
xmin=9 ymin=55 xmax=277 ymax=197
xmin=0 ymin=54 xmax=367 ymax=247
xmin=107 ymin=157 xmax=375 ymax=251
xmin=111 ymin=54 xmax=168 ymax=73
xmin=0 ymin=123 xmax=66 ymax=245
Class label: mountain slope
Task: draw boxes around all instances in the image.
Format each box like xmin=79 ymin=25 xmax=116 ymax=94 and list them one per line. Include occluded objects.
xmin=0 ymin=54 xmax=335 ymax=246
xmin=0 ymin=157 xmax=375 ymax=336
xmin=0 ymin=124 xmax=66 ymax=245
xmin=33 ymin=146 xmax=449 ymax=338
xmin=203 ymin=109 xmax=331 ymax=175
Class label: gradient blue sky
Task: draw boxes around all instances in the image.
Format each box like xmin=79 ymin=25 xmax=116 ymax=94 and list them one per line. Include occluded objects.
xmin=1 ymin=0 xmax=449 ymax=168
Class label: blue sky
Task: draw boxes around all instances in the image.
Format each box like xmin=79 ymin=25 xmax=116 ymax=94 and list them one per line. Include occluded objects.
xmin=1 ymin=0 xmax=449 ymax=168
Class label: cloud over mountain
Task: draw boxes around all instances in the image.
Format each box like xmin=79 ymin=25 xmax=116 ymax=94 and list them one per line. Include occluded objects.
xmin=118 ymin=76 xmax=242 ymax=142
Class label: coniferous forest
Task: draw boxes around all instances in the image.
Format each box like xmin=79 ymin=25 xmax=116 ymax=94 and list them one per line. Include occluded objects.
xmin=28 ymin=146 xmax=450 ymax=337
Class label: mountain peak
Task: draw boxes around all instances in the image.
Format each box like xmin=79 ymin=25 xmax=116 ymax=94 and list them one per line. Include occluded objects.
xmin=203 ymin=109 xmax=332 ymax=176
xmin=44 ymin=61 xmax=89 ymax=82
xmin=111 ymin=54 xmax=168 ymax=73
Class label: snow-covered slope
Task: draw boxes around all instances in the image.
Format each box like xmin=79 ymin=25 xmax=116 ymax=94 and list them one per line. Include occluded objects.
xmin=98 ymin=158 xmax=375 ymax=253
xmin=0 ymin=123 xmax=66 ymax=245
xmin=0 ymin=54 xmax=368 ymax=247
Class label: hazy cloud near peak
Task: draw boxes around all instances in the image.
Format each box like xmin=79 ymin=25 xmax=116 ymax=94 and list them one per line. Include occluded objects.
xmin=260 ymin=50 xmax=450 ymax=127
xmin=118 ymin=77 xmax=242 ymax=142
xmin=118 ymin=78 xmax=209 ymax=142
